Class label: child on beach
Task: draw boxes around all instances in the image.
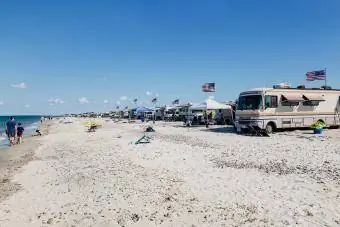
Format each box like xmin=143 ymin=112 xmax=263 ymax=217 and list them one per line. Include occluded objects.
xmin=17 ymin=123 xmax=24 ymax=144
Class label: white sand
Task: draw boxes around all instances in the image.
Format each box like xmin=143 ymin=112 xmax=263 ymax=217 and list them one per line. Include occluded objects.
xmin=0 ymin=118 xmax=340 ymax=226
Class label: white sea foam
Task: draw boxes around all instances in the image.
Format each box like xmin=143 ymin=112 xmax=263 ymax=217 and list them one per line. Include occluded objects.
xmin=0 ymin=133 xmax=6 ymax=141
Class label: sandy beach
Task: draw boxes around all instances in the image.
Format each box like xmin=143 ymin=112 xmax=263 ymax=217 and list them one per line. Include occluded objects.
xmin=0 ymin=118 xmax=339 ymax=226
xmin=0 ymin=122 xmax=50 ymax=201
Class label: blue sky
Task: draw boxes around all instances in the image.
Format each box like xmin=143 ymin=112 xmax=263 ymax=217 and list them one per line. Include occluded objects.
xmin=0 ymin=0 xmax=339 ymax=115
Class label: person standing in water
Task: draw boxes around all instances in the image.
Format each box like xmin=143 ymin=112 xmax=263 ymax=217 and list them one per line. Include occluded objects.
xmin=17 ymin=123 xmax=25 ymax=144
xmin=5 ymin=116 xmax=17 ymax=146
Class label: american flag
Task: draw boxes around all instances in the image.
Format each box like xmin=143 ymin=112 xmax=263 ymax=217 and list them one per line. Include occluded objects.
xmin=202 ymin=83 xmax=215 ymax=92
xmin=306 ymin=70 xmax=326 ymax=81
xmin=151 ymin=98 xmax=157 ymax=103
xmin=172 ymin=99 xmax=179 ymax=105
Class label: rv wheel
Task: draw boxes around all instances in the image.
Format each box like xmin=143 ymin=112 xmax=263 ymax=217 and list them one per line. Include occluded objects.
xmin=265 ymin=123 xmax=275 ymax=134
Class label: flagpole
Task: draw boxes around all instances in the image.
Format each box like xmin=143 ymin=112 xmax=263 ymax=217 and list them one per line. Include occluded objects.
xmin=324 ymin=68 xmax=327 ymax=87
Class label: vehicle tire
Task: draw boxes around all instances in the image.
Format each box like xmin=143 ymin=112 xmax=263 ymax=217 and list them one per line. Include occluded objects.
xmin=265 ymin=122 xmax=275 ymax=134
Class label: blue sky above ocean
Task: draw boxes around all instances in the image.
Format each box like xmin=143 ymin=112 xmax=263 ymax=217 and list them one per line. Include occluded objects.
xmin=0 ymin=0 xmax=339 ymax=115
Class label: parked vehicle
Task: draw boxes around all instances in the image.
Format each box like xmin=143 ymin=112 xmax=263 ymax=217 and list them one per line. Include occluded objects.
xmin=180 ymin=106 xmax=205 ymax=124
xmin=235 ymin=85 xmax=340 ymax=133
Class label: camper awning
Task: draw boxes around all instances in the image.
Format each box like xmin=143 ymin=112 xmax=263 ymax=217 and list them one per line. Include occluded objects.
xmin=281 ymin=94 xmax=304 ymax=102
xmin=190 ymin=99 xmax=231 ymax=110
xmin=302 ymin=94 xmax=325 ymax=101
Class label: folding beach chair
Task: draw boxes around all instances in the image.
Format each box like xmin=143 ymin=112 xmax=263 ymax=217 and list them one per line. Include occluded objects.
xmin=259 ymin=129 xmax=270 ymax=137
xmin=87 ymin=124 xmax=98 ymax=132
xmin=246 ymin=125 xmax=259 ymax=136
xmin=135 ymin=134 xmax=153 ymax=144
xmin=246 ymin=125 xmax=270 ymax=137
xmin=184 ymin=120 xmax=192 ymax=127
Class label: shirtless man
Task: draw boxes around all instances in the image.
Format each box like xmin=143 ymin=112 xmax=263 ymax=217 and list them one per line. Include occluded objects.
xmin=6 ymin=116 xmax=17 ymax=146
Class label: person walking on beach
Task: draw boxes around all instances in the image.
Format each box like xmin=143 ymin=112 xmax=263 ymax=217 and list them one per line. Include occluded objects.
xmin=5 ymin=116 xmax=17 ymax=146
xmin=16 ymin=123 xmax=25 ymax=144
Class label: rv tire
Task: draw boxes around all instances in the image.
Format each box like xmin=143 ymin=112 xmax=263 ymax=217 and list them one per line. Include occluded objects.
xmin=265 ymin=122 xmax=275 ymax=134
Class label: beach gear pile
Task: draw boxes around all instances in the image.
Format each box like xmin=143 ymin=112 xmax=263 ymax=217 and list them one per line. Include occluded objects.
xmin=310 ymin=120 xmax=326 ymax=134
xmin=310 ymin=121 xmax=326 ymax=129
xmin=84 ymin=122 xmax=102 ymax=132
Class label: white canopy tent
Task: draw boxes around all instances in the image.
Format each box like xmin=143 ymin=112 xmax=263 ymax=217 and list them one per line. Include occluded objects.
xmin=164 ymin=105 xmax=177 ymax=111
xmin=190 ymin=99 xmax=231 ymax=110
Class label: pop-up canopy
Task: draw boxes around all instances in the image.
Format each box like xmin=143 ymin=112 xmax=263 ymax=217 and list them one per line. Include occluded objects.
xmin=190 ymin=99 xmax=231 ymax=110
xmin=135 ymin=106 xmax=154 ymax=114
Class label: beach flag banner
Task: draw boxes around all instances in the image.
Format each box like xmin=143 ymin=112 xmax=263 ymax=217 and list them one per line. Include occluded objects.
xmin=133 ymin=98 xmax=138 ymax=103
xmin=306 ymin=70 xmax=326 ymax=81
xmin=152 ymin=98 xmax=157 ymax=103
xmin=116 ymin=106 xmax=120 ymax=109
xmin=202 ymin=83 xmax=216 ymax=92
xmin=172 ymin=99 xmax=179 ymax=105
xmin=124 ymin=106 xmax=128 ymax=110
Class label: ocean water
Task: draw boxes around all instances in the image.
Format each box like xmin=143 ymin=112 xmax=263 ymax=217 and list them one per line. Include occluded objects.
xmin=0 ymin=115 xmax=42 ymax=147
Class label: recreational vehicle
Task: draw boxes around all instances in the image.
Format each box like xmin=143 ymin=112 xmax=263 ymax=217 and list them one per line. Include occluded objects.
xmin=235 ymin=86 xmax=340 ymax=133
xmin=162 ymin=105 xmax=181 ymax=121
xmin=179 ymin=105 xmax=205 ymax=124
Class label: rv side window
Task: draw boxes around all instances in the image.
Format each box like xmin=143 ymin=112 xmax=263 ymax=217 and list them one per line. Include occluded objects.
xmin=303 ymin=101 xmax=320 ymax=106
xmin=265 ymin=95 xmax=278 ymax=108
xmin=281 ymin=101 xmax=299 ymax=106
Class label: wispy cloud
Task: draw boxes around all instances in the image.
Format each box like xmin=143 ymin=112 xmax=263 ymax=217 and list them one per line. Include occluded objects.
xmin=104 ymin=100 xmax=109 ymax=104
xmin=0 ymin=100 xmax=4 ymax=106
xmin=120 ymin=96 xmax=127 ymax=101
xmin=116 ymin=100 xmax=121 ymax=105
xmin=48 ymin=98 xmax=65 ymax=104
xmin=155 ymin=93 xmax=159 ymax=97
xmin=78 ymin=97 xmax=89 ymax=104
xmin=11 ymin=82 xmax=27 ymax=89
xmin=208 ymin=95 xmax=215 ymax=99
xmin=24 ymin=104 xmax=30 ymax=108
xmin=146 ymin=91 xmax=152 ymax=96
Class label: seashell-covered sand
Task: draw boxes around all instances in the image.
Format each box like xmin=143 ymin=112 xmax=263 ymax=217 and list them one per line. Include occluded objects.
xmin=0 ymin=118 xmax=339 ymax=226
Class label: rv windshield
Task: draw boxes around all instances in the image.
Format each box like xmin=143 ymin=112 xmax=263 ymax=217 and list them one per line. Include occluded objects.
xmin=237 ymin=95 xmax=263 ymax=110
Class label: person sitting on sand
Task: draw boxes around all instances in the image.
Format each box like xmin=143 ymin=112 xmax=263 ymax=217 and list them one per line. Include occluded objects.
xmin=17 ymin=123 xmax=25 ymax=144
xmin=32 ymin=129 xmax=42 ymax=137
xmin=35 ymin=129 xmax=42 ymax=136
xmin=5 ymin=116 xmax=17 ymax=146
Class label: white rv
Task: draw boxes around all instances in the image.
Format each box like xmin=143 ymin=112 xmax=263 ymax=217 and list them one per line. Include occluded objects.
xmin=179 ymin=105 xmax=204 ymax=123
xmin=235 ymin=86 xmax=340 ymax=133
